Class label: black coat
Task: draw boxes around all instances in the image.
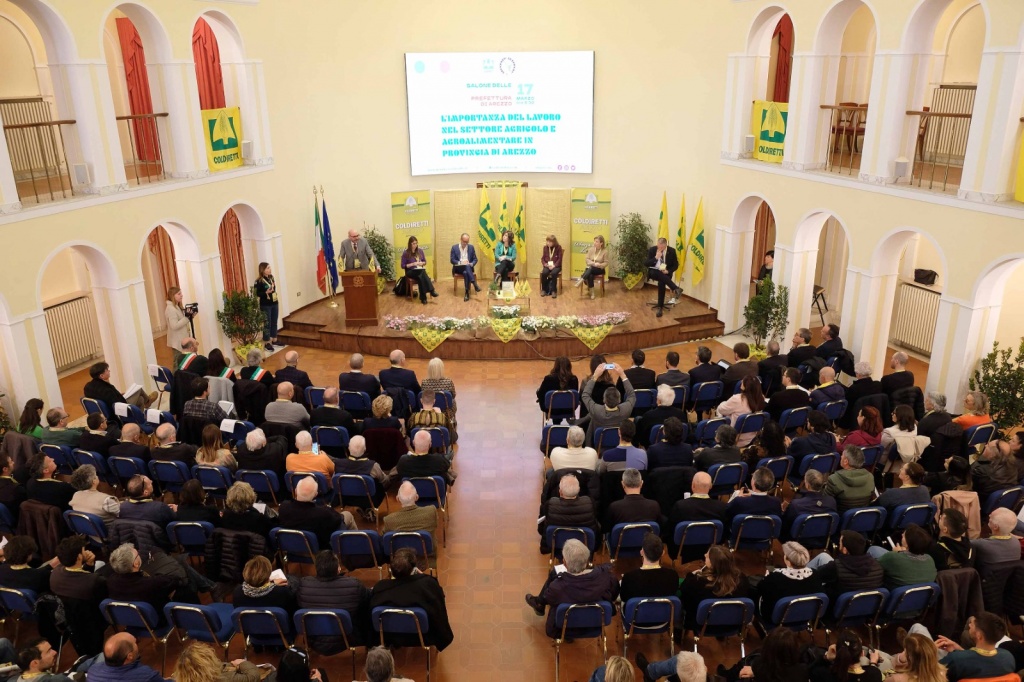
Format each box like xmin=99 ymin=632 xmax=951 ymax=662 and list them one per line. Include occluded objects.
xmin=274 ymin=367 xmax=314 ymax=408
xmin=881 ymin=371 xmax=915 ymax=398
xmin=337 ymin=372 xmax=380 ymax=400
xmin=636 ymin=406 xmax=686 ymax=448
xmin=620 ymin=367 xmax=657 ymax=391
xmin=645 ymin=245 xmax=679 ymax=275
xmin=688 ymin=363 xmax=724 ymax=387
xmin=815 ymin=338 xmax=843 ymax=359
xmin=787 ymin=345 xmax=817 ymax=368
xmin=605 ymin=494 xmax=662 ymax=528
xmin=235 ymin=436 xmax=289 ymax=479
xmin=378 ymin=367 xmax=420 ymax=395
xmin=655 ymin=369 xmax=690 ymax=388
xmin=536 ymin=374 xmax=579 ymax=406
xmin=767 ymin=387 xmax=811 ymax=423
xmin=370 ymin=574 xmax=454 ymax=650
xmin=83 ymin=378 xmax=126 ymax=413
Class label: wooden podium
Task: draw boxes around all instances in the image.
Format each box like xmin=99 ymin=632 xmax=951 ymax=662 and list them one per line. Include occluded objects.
xmin=339 ymin=271 xmax=379 ymax=326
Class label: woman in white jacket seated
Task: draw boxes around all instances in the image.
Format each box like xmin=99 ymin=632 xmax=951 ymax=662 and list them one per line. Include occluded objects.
xmin=881 ymin=404 xmax=930 ymax=476
xmin=716 ymin=375 xmax=766 ymax=448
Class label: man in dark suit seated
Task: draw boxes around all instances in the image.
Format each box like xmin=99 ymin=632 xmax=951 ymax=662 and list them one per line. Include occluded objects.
xmin=605 ymin=468 xmax=661 ymax=528
xmin=782 ymin=469 xmax=837 ymax=539
xmin=450 ymin=233 xmax=481 ymax=301
xmin=338 ymin=353 xmax=381 ymax=400
xmin=809 ymin=367 xmax=846 ymax=406
xmin=109 ymin=424 xmax=151 ymax=463
xmin=687 ymin=345 xmax=723 ymax=387
xmin=150 ymin=423 xmax=197 ymax=469
xmin=722 ymin=342 xmax=759 ymax=387
xmin=119 ymin=474 xmax=176 ymax=527
xmin=655 ymin=351 xmax=690 ymax=389
xmin=310 ymin=387 xmax=358 ymax=436
xmin=539 ymin=474 xmax=600 ymax=553
xmin=235 ymin=427 xmax=288 ymax=478
xmin=815 ymin=323 xmax=843 ymax=359
xmin=694 ymin=425 xmax=742 ymax=471
xmin=617 ymin=349 xmax=657 ymax=392
xmin=664 ymin=472 xmax=727 ymax=560
xmin=275 ymin=351 xmax=314 ymax=410
xmin=880 ymin=351 xmax=915 ymax=397
xmin=278 ymin=477 xmax=356 ymax=548
xmin=787 ymin=328 xmax=817 ymax=368
xmin=0 ymin=456 xmax=27 ymax=522
xmin=25 ymin=452 xmax=75 ymax=511
xmin=77 ymin=413 xmax=119 ymax=456
xmin=645 ymin=238 xmax=683 ymax=318
xmin=379 ymin=350 xmax=420 ymax=395
xmin=176 ymin=338 xmax=209 ymax=376
xmin=724 ymin=467 xmax=782 ymax=525
xmin=918 ymin=392 xmax=952 ymax=438
xmin=636 ymin=385 xmax=686 ymax=448
xmin=758 ymin=340 xmax=788 ymax=396
xmin=767 ymin=368 xmax=812 ymax=423
xmin=84 ymin=361 xmax=155 ymax=410
xmin=843 ymin=361 xmax=882 ymax=411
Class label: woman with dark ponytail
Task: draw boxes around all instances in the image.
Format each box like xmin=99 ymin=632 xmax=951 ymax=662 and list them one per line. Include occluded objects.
xmin=810 ymin=630 xmax=882 ymax=682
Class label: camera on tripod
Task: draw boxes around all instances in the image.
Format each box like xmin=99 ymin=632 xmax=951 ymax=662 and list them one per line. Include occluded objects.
xmin=184 ymin=302 xmax=199 ymax=318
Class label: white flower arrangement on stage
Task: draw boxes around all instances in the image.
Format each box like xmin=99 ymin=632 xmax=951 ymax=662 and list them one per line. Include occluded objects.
xmin=491 ymin=305 xmax=521 ymax=319
xmin=385 ymin=311 xmax=631 ymax=333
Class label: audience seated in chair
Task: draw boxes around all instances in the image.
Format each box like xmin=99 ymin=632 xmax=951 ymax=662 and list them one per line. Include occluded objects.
xmin=601 ymin=420 xmax=647 ymax=472
xmin=840 ymin=362 xmax=883 ymax=430
xmin=724 ymin=467 xmax=782 ymax=525
xmin=265 ymin=382 xmax=311 ymax=430
xmin=310 ymin=387 xmax=358 ymax=437
xmin=109 ymin=423 xmax=151 ymax=463
xmin=686 ymin=346 xmax=722 ymax=388
xmin=875 ymin=461 xmax=931 ymax=514
xmin=754 ymin=541 xmax=823 ymax=622
xmin=665 ymin=472 xmax=726 ymax=560
xmin=221 ymin=481 xmax=275 ymax=541
xmin=971 ymin=439 xmax=1018 ymax=502
xmin=370 ymin=547 xmax=454 ymax=650
xmin=694 ymin=425 xmax=742 ymax=472
xmin=718 ymin=375 xmax=766 ymax=448
xmin=619 ymin=534 xmax=681 ymax=605
xmin=782 ymin=469 xmax=836 ymax=536
xmin=39 ymin=408 xmax=83 ymax=448
xmin=25 ymin=452 xmax=75 ymax=511
xmin=0 ymin=455 xmax=26 ymax=521
xmin=646 ymin=417 xmax=693 ymax=470
xmin=785 ymin=410 xmax=836 ymax=468
xmin=106 ymin=542 xmax=181 ymax=618
xmin=278 ymin=476 xmax=356 ymax=548
xmin=881 ymin=405 xmax=930 ymax=475
xmin=49 ymin=536 xmax=107 ymax=657
xmin=880 ymin=351 xmax=915 ymax=400
xmin=766 ymin=368 xmax=811 ymax=423
xmin=396 ymin=430 xmax=455 ymax=486
xmin=539 ymin=474 xmax=599 ymax=554
xmin=151 ymin=423 xmax=197 ymax=469
xmin=757 ymin=340 xmax=788 ymax=397
xmin=235 ymin=428 xmax=288 ymax=479
xmin=335 ymin=435 xmax=390 ymax=514
xmin=275 ymin=351 xmax=314 ymax=410
xmin=524 ymin=538 xmax=619 ymax=635
xmin=815 ymin=323 xmax=843 ymax=360
xmin=232 ymin=555 xmax=296 ymax=614
xmin=175 ymin=479 xmax=220 ymax=526
xmin=298 ymin=550 xmax=371 ymax=651
xmin=824 ymin=446 xmax=875 ymax=513
xmin=721 ymin=342 xmax=759 ymax=386
xmin=77 ymin=413 xmax=119 ymax=456
xmin=239 ymin=348 xmax=275 ymax=389
xmin=973 ymin=508 xmax=1022 ymax=568
xmin=378 ymin=350 xmax=420 ymax=396
xmin=183 ymin=377 xmax=228 ymax=427
xmin=362 ymin=395 xmax=404 ymax=433
xmin=868 ymin=523 xmax=937 ymax=589
xmin=0 ymin=536 xmax=57 ymax=594
xmin=657 ymin=351 xmax=692 ymax=389
xmin=678 ymin=544 xmax=752 ymax=632
xmin=338 ymin=353 xmax=381 ymax=400
xmin=581 ymin=363 xmax=636 ymax=449
xmin=69 ymin=464 xmax=120 ymax=523
xmin=618 ymin=350 xmax=657 ymax=391
xmin=787 ymin=328 xmax=817 ymax=369
xmin=85 ymin=361 xmax=155 ymax=411
xmin=808 ymin=367 xmax=845 ymax=406
xmin=382 ymin=481 xmax=438 ymax=544
xmin=807 ymin=529 xmax=884 ymax=601
xmin=285 ymin=431 xmax=335 ymax=477
xmin=407 ymin=389 xmax=453 ymax=448
xmin=929 ymin=507 xmax=975 ymax=571
xmin=195 ymin=424 xmax=237 ymax=471
xmin=120 ymin=474 xmax=176 ymax=527
xmin=836 ymin=406 xmax=883 ymax=454
xmin=11 ymin=638 xmax=72 ymax=682
xmin=636 ymin=385 xmax=686 ymax=449
xmin=536 ymin=356 xmax=580 ymax=424
xmin=605 ymin=468 xmax=660 ymax=528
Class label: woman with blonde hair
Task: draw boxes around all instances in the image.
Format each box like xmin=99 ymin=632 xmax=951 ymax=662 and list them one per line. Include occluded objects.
xmin=577 ymin=234 xmax=608 ymax=299
xmin=953 ymin=390 xmax=991 ymax=429
xmin=589 ymin=655 xmax=634 ymax=682
xmin=197 ymin=423 xmax=237 ymax=470
xmin=363 ymin=394 xmax=403 ymax=432
xmin=886 ymin=633 xmax=946 ymax=682
xmin=165 ymin=286 xmax=189 ymax=366
xmin=173 ymin=641 xmax=261 ymax=682
xmin=421 ymin=357 xmax=457 ymax=441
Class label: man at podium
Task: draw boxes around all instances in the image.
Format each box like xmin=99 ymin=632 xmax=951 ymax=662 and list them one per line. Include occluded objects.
xmin=340 ymin=229 xmax=379 ymax=273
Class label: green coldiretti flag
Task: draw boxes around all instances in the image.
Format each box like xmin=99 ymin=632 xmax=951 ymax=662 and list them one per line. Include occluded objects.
xmin=498 ymin=185 xmax=509 ymax=238
xmin=657 ymin=191 xmax=669 ymax=242
xmin=675 ymin=194 xmax=686 ymax=284
xmin=688 ymin=197 xmax=706 ymax=286
xmin=512 ymin=184 xmax=526 ymax=271
xmin=478 ymin=187 xmax=496 ymax=252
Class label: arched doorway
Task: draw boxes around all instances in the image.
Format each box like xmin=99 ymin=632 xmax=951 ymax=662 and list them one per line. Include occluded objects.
xmin=217 ymin=208 xmax=246 ymax=293
xmin=221 ymin=201 xmax=289 ymax=317
xmin=785 ymin=211 xmax=851 ymax=342
xmin=750 ymin=201 xmax=777 ymax=298
xmin=140 ymin=225 xmax=180 ymax=346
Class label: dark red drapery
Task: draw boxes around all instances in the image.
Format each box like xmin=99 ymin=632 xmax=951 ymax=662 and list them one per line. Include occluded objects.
xmin=772 ymin=15 xmax=794 ymax=103
xmin=218 ymin=209 xmax=247 ymax=293
xmin=115 ymin=17 xmax=159 ymax=161
xmin=192 ymin=18 xmax=226 ymax=111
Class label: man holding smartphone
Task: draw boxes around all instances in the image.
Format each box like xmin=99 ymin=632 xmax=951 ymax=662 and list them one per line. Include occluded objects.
xmin=579 ymin=363 xmax=636 ymax=449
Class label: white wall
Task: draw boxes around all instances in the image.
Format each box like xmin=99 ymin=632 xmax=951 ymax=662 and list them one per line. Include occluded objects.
xmin=0 ymin=17 xmax=39 ymax=98
xmin=40 ymin=248 xmax=90 ymax=305
xmin=836 ymin=5 xmax=876 ymax=104
xmin=813 ymin=218 xmax=849 ymax=324
xmin=994 ymin=265 xmax=1024 ymax=351
xmin=942 ymin=4 xmax=985 ymax=84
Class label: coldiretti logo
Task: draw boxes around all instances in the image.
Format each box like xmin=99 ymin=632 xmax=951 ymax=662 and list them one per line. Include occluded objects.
xmin=208 ymin=110 xmax=238 ymax=151
xmin=759 ymin=104 xmax=787 ymax=144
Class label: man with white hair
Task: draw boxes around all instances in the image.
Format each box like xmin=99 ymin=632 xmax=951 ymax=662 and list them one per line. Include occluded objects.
xmin=309 ymin=387 xmax=357 ymax=441
xmin=636 ymin=384 xmax=686 ymax=448
xmin=809 ymin=366 xmax=845 ymax=405
xmin=757 ymin=339 xmax=788 ymax=396
xmin=540 ymin=474 xmax=599 ymax=553
xmin=383 ymin=481 xmax=437 ymax=536
xmin=150 ymin=423 xmax=196 ymax=468
xmin=918 ymin=391 xmax=952 ymax=437
xmin=106 ymin=543 xmax=178 ymax=617
xmin=278 ymin=476 xmax=356 ymax=547
xmin=274 ymin=350 xmax=313 ymax=408
xmin=973 ymin=507 xmax=1022 ymax=567
xmin=235 ymin=427 xmax=288 ymax=477
xmin=264 ymin=382 xmax=310 ymax=429
xmin=396 ymin=430 xmax=454 ymax=485
xmin=335 ymin=435 xmax=389 ymax=517
xmin=285 ymin=431 xmax=335 ymax=477
xmin=338 ymin=353 xmax=381 ymax=401
xmin=379 ymin=350 xmax=420 ymax=395
xmin=525 ymin=538 xmax=619 ymax=635
xmin=549 ymin=425 xmax=598 ymax=471
xmin=635 ymin=651 xmax=708 ymax=682
xmin=881 ymin=350 xmax=915 ymax=398
xmin=340 ymin=228 xmax=379 ymax=273
xmin=840 ymin=360 xmax=883 ymax=429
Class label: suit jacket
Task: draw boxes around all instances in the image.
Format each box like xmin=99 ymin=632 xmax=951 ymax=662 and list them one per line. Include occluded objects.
xmin=665 ymin=495 xmax=727 ymax=557
xmin=274 ymin=367 xmax=313 ymax=406
xmin=688 ymin=363 xmax=724 ymax=387
xmin=694 ymin=445 xmax=742 ymax=471
xmin=645 ymin=245 xmax=679 ymax=275
xmin=606 ymin=494 xmax=662 ymax=528
xmin=655 ymin=369 xmax=690 ymax=389
xmin=619 ymin=367 xmax=657 ymax=391
xmin=724 ymin=493 xmax=783 ymax=524
xmin=782 ymin=491 xmax=837 ymax=532
xmin=844 ymin=378 xmax=883 ymax=411
xmin=722 ymin=360 xmax=759 ymax=386
xmin=918 ymin=410 xmax=953 ymax=438
xmin=339 ymin=237 xmax=375 ymax=271
xmin=379 ymin=367 xmax=420 ymax=395
xmin=636 ymin=406 xmax=686 ymax=448
xmin=881 ymin=371 xmax=916 ymax=397
xmin=151 ymin=442 xmax=197 ymax=469
xmin=767 ymin=386 xmax=811 ymax=423
xmin=310 ymin=406 xmax=358 ymax=436
xmin=788 ymin=345 xmax=817 ymax=368
xmin=109 ymin=441 xmax=151 ymax=463
xmin=758 ymin=355 xmax=788 ymax=395
xmin=816 ymin=338 xmax=843 ymax=359
xmin=83 ymin=378 xmax=126 ymax=412
xmin=338 ymin=372 xmax=381 ymax=400
xmin=450 ymin=243 xmax=478 ymax=274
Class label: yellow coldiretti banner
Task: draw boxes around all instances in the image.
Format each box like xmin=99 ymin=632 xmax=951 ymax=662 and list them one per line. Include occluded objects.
xmin=391 ymin=190 xmax=434 ymax=278
xmin=201 ymin=107 xmax=243 ymax=171
xmin=570 ymin=188 xmax=612 ymax=279
xmin=751 ymin=100 xmax=788 ymax=163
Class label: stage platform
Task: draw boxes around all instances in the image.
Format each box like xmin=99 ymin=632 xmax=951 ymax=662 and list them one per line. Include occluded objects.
xmin=277 ymin=278 xmax=725 ymax=360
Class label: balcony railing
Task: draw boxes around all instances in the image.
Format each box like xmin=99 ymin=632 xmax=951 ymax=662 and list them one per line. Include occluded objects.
xmin=116 ymin=112 xmax=168 ymax=185
xmin=906 ymin=109 xmax=972 ymax=192
xmin=2 ymin=118 xmax=76 ymax=205
xmin=820 ymin=103 xmax=867 ymax=175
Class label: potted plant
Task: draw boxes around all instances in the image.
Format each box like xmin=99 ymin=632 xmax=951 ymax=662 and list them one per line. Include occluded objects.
xmin=216 ymin=287 xmax=266 ymax=364
xmin=742 ymin=279 xmax=790 ymax=351
xmin=970 ymin=339 xmax=1024 ymax=431
xmin=614 ymin=212 xmax=651 ymax=289
xmin=364 ymin=225 xmax=396 ymax=283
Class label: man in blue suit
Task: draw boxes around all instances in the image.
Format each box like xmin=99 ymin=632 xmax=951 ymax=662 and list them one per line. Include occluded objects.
xmin=645 ymin=238 xmax=683 ymax=318
xmin=723 ymin=466 xmax=783 ymax=526
xmin=450 ymin=233 xmax=481 ymax=302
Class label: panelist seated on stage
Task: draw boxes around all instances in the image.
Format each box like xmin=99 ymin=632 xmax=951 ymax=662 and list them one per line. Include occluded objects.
xmin=339 ymin=229 xmax=379 ymax=272
xmin=574 ymin=235 xmax=608 ymax=299
xmin=645 ymin=237 xmax=683 ymax=317
xmin=539 ymin=234 xmax=564 ymax=298
xmin=400 ymin=236 xmax=438 ymax=305
xmin=450 ymin=233 xmax=481 ymax=301
xmin=494 ymin=229 xmax=517 ymax=283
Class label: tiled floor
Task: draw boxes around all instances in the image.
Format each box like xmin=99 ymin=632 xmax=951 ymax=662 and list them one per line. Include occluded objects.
xmin=43 ymin=337 xmax=933 ymax=681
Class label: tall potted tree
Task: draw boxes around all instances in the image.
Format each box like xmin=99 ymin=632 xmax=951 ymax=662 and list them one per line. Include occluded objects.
xmin=614 ymin=212 xmax=650 ymax=290
xmin=217 ymin=287 xmax=266 ymax=364
xmin=970 ymin=339 xmax=1024 ymax=431
xmin=742 ymin=279 xmax=790 ymax=354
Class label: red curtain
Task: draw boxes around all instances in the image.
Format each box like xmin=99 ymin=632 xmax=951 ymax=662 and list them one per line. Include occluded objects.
xmin=148 ymin=225 xmax=179 ymax=291
xmin=772 ymin=15 xmax=794 ymax=103
xmin=115 ymin=18 xmax=159 ymax=162
xmin=218 ymin=209 xmax=247 ymax=293
xmin=192 ymin=18 xmax=226 ymax=111
xmin=751 ymin=202 xmax=777 ymax=280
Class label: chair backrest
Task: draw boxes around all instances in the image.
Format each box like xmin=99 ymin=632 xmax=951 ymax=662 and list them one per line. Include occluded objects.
xmin=39 ymin=444 xmax=75 ymax=475
xmin=778 ymin=407 xmax=810 ymax=433
xmin=964 ymin=423 xmax=997 ymax=450
xmin=305 ymin=387 xmax=327 ymax=410
xmin=622 ymin=596 xmax=681 ymax=633
xmin=234 ymin=469 xmax=280 ymax=498
xmin=553 ymin=601 xmax=614 ymax=638
xmin=833 ymin=589 xmax=889 ymax=625
xmin=294 ymin=609 xmax=353 ymax=652
xmin=734 ymin=411 xmax=768 ymax=435
xmin=819 ymin=400 xmax=848 ymax=422
xmin=72 ymin=449 xmax=113 ymax=483
xmin=0 ymin=587 xmax=37 ymax=615
xmin=165 ymin=602 xmax=231 ymax=644
xmin=544 ymin=390 xmax=579 ymax=417
xmin=100 ymin=599 xmax=161 ymax=637
xmin=426 ymin=391 xmax=453 ymax=412
xmin=372 ymin=606 xmax=430 ymax=645
xmin=63 ymin=510 xmax=108 ymax=541
xmin=593 ymin=427 xmax=620 ymax=455
xmin=632 ymin=389 xmax=657 ymax=414
xmin=799 ymin=453 xmax=840 ymax=477
xmin=313 ymin=425 xmax=351 ymax=449
xmin=221 ymin=420 xmax=256 ymax=445
xmin=81 ymin=397 xmax=112 ymax=420
xmin=695 ymin=598 xmax=755 ymax=636
xmin=382 ymin=530 xmax=433 ymax=560
xmin=283 ymin=471 xmax=330 ymax=500
xmin=192 ymin=465 xmax=233 ymax=496
xmin=0 ymin=504 xmax=15 ymax=533
xmin=609 ymin=522 xmax=660 ymax=560
xmin=331 ymin=530 xmax=384 ymax=571
xmin=409 ymin=426 xmax=450 ymax=452
xmin=841 ymin=507 xmax=887 ymax=537
xmin=884 ymin=583 xmax=940 ymax=621
xmin=756 ymin=456 xmax=793 ymax=489
xmin=545 ymin=526 xmax=596 ymax=558
xmin=692 ymin=382 xmax=722 ymax=405
xmin=404 ymin=476 xmax=447 ymax=508
xmin=695 ymin=418 xmax=729 ymax=447
xmin=334 ymin=474 xmax=377 ymax=509
xmin=340 ymin=391 xmax=372 ymax=415
xmin=151 ymin=366 xmax=174 ymax=390
xmin=671 ymin=386 xmax=689 ymax=409
xmin=861 ymin=445 xmax=883 ymax=472
xmin=729 ymin=514 xmax=780 ymax=550
xmin=541 ymin=424 xmax=570 ymax=456
xmin=270 ymin=528 xmax=319 ymax=562
xmin=708 ymin=462 xmax=748 ymax=496
xmin=984 ymin=486 xmax=1024 ymax=517
xmin=232 ymin=607 xmax=291 ymax=645
xmin=167 ymin=521 xmax=215 ymax=553
xmin=147 ymin=459 xmax=191 ymax=491
xmin=790 ymin=512 xmax=840 ymax=550
xmin=673 ymin=520 xmax=724 ymax=553
xmin=770 ymin=593 xmax=828 ymax=630
xmin=890 ymin=503 xmax=938 ymax=530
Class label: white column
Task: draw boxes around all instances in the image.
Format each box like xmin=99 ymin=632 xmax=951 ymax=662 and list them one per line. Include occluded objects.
xmin=958 ymin=49 xmax=1024 ymax=203
xmin=841 ymin=268 xmax=900 ymax=379
xmin=721 ymin=54 xmax=757 ymax=160
xmin=782 ymin=53 xmax=832 ymax=171
xmin=928 ymin=297 xmax=1001 ymax=408
xmin=221 ymin=60 xmax=273 ymax=166
xmin=709 ymin=222 xmax=753 ymax=331
xmin=175 ymin=253 xmax=229 ymax=355
xmin=0 ymin=311 xmax=61 ymax=409
xmin=146 ymin=60 xmax=209 ymax=180
xmin=92 ymin=280 xmax=159 ymax=392
xmin=774 ymin=243 xmax=818 ymax=341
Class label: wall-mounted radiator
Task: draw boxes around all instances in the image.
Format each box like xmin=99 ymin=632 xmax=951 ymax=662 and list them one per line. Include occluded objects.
xmin=890 ymin=282 xmax=941 ymax=357
xmin=44 ymin=296 xmax=100 ymax=372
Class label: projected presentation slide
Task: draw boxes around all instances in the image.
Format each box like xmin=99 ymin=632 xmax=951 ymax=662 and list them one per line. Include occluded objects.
xmin=405 ymin=51 xmax=594 ymax=176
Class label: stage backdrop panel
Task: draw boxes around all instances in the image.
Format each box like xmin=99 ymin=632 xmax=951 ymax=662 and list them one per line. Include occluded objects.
xmin=525 ymin=188 xmax=570 ymax=281
xmin=391 ymin=190 xmax=435 ymax=279
xmin=434 ymin=188 xmax=481 ymax=281
xmin=570 ymin=188 xmax=612 ymax=278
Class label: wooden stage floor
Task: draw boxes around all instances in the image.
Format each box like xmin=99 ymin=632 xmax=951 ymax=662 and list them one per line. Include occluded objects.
xmin=277 ymin=277 xmax=726 ymax=359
